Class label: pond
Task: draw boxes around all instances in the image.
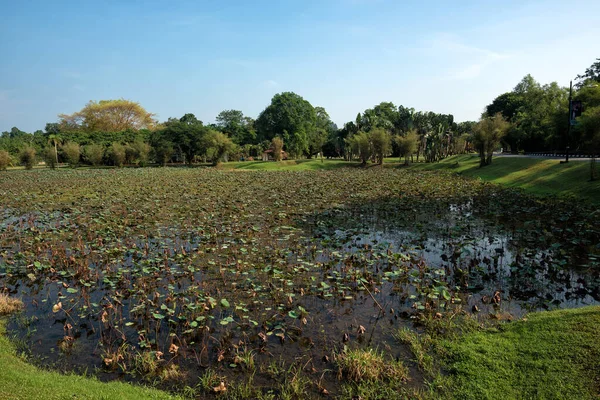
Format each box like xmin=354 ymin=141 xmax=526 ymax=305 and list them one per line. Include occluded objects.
xmin=0 ymin=168 xmax=598 ymax=397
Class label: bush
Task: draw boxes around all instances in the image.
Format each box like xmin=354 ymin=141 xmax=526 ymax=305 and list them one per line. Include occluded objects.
xmin=131 ymin=141 xmax=151 ymax=166
xmin=272 ymin=137 xmax=284 ymax=162
xmin=109 ymin=143 xmax=126 ymax=167
xmin=19 ymin=147 xmax=36 ymax=170
xmin=61 ymin=142 xmax=81 ymax=167
xmin=42 ymin=147 xmax=58 ymax=169
xmin=0 ymin=150 xmax=10 ymax=171
xmin=82 ymin=144 xmax=105 ymax=166
xmin=153 ymin=142 xmax=174 ymax=167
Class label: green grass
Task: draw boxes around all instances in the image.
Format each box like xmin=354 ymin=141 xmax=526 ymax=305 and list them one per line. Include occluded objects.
xmin=221 ymin=155 xmax=600 ymax=203
xmin=438 ymin=306 xmax=600 ymax=400
xmin=409 ymin=154 xmax=600 ymax=203
xmin=0 ymin=319 xmax=180 ymax=400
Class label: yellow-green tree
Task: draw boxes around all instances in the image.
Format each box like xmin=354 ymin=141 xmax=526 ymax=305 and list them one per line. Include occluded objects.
xmin=473 ymin=113 xmax=510 ymax=167
xmin=58 ymin=99 xmax=156 ymax=132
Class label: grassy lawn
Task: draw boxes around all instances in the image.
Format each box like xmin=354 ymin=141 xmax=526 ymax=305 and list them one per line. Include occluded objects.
xmin=221 ymin=155 xmax=600 ymax=204
xmin=438 ymin=306 xmax=600 ymax=400
xmin=408 ymin=154 xmax=600 ymax=203
xmin=0 ymin=318 xmax=179 ymax=400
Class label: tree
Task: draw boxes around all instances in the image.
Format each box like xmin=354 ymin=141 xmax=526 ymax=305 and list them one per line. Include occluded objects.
xmin=348 ymin=132 xmax=372 ymax=165
xmin=161 ymin=114 xmax=206 ymax=164
xmin=215 ymin=110 xmax=256 ymax=145
xmin=473 ymin=113 xmax=510 ymax=167
xmin=57 ymin=99 xmax=156 ymax=132
xmin=109 ymin=143 xmax=126 ymax=167
xmin=130 ymin=140 xmax=151 ymax=166
xmin=308 ymin=107 xmax=335 ymax=157
xmin=82 ymin=144 xmax=105 ymax=166
xmin=575 ymin=58 xmax=600 ymax=89
xmin=202 ymin=130 xmax=237 ymax=165
xmin=395 ymin=129 xmax=419 ymax=165
xmin=42 ymin=147 xmax=58 ymax=169
xmin=19 ymin=147 xmax=36 ymax=169
xmin=271 ymin=137 xmax=284 ymax=162
xmin=370 ymin=128 xmax=392 ymax=165
xmin=255 ymin=92 xmax=316 ymax=157
xmin=0 ymin=150 xmax=10 ymax=171
xmin=61 ymin=142 xmax=81 ymax=167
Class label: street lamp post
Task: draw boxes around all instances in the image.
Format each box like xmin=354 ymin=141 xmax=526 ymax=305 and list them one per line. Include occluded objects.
xmin=564 ymin=80 xmax=573 ymax=164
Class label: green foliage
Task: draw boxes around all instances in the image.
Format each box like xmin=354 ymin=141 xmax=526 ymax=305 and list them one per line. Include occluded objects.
xmin=347 ymin=131 xmax=372 ymax=164
xmin=473 ymin=114 xmax=510 ymax=167
xmin=255 ymin=92 xmax=316 ymax=157
xmin=19 ymin=147 xmax=36 ymax=169
xmin=61 ymin=141 xmax=81 ymax=167
xmin=82 ymin=144 xmax=105 ymax=166
xmin=109 ymin=142 xmax=126 ymax=167
xmin=369 ymin=127 xmax=392 ymax=164
xmin=575 ymin=57 xmax=600 ymax=89
xmin=42 ymin=147 xmax=58 ymax=169
xmin=0 ymin=150 xmax=11 ymax=171
xmin=202 ymin=130 xmax=237 ymax=165
xmin=160 ymin=113 xmax=206 ymax=164
xmin=131 ymin=140 xmax=152 ymax=166
xmin=396 ymin=129 xmax=419 ymax=164
xmin=215 ymin=109 xmax=256 ymax=145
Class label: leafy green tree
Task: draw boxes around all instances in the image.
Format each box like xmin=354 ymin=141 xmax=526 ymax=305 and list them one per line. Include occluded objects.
xmin=19 ymin=147 xmax=36 ymax=169
xmin=347 ymin=132 xmax=372 ymax=165
xmin=109 ymin=142 xmax=126 ymax=167
xmin=370 ymin=128 xmax=392 ymax=165
xmin=161 ymin=114 xmax=206 ymax=164
xmin=130 ymin=140 xmax=151 ymax=166
xmin=575 ymin=58 xmax=600 ymax=89
xmin=61 ymin=142 xmax=81 ymax=167
xmin=82 ymin=144 xmax=105 ymax=166
xmin=395 ymin=129 xmax=419 ymax=165
xmin=42 ymin=147 xmax=58 ymax=169
xmin=0 ymin=150 xmax=10 ymax=170
xmin=202 ymin=130 xmax=237 ymax=165
xmin=473 ymin=113 xmax=510 ymax=167
xmin=215 ymin=110 xmax=256 ymax=145
xmin=256 ymin=92 xmax=316 ymax=157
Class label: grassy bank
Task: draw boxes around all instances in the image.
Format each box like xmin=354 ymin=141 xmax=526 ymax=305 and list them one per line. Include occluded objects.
xmin=0 ymin=318 xmax=179 ymax=400
xmin=221 ymin=155 xmax=600 ymax=203
xmin=411 ymin=154 xmax=600 ymax=203
xmin=437 ymin=306 xmax=600 ymax=400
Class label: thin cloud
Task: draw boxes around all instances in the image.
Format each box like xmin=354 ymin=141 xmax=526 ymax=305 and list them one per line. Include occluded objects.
xmin=426 ymin=33 xmax=512 ymax=80
xmin=264 ymin=80 xmax=279 ymax=88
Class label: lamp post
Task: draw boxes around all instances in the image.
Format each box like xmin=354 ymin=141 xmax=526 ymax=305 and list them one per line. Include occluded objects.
xmin=564 ymin=80 xmax=573 ymax=163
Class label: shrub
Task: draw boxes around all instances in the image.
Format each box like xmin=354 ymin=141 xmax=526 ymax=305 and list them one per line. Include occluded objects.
xmin=0 ymin=293 xmax=23 ymax=315
xmin=0 ymin=150 xmax=10 ymax=171
xmin=109 ymin=143 xmax=126 ymax=167
xmin=272 ymin=137 xmax=284 ymax=162
xmin=42 ymin=147 xmax=58 ymax=169
xmin=131 ymin=140 xmax=151 ymax=166
xmin=19 ymin=147 xmax=36 ymax=170
xmin=61 ymin=142 xmax=81 ymax=167
xmin=82 ymin=144 xmax=105 ymax=166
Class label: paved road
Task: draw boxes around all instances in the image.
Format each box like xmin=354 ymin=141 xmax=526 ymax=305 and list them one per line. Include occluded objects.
xmin=495 ymin=153 xmax=596 ymax=161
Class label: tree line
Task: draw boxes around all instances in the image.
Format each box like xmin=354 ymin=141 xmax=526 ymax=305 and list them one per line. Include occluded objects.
xmin=1 ymin=58 xmax=598 ymax=172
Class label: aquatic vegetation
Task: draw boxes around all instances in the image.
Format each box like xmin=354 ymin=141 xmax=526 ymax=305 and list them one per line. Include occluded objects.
xmin=0 ymin=167 xmax=598 ymax=396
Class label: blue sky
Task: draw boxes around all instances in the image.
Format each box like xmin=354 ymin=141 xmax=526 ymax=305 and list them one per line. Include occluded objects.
xmin=1 ymin=0 xmax=599 ymax=132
